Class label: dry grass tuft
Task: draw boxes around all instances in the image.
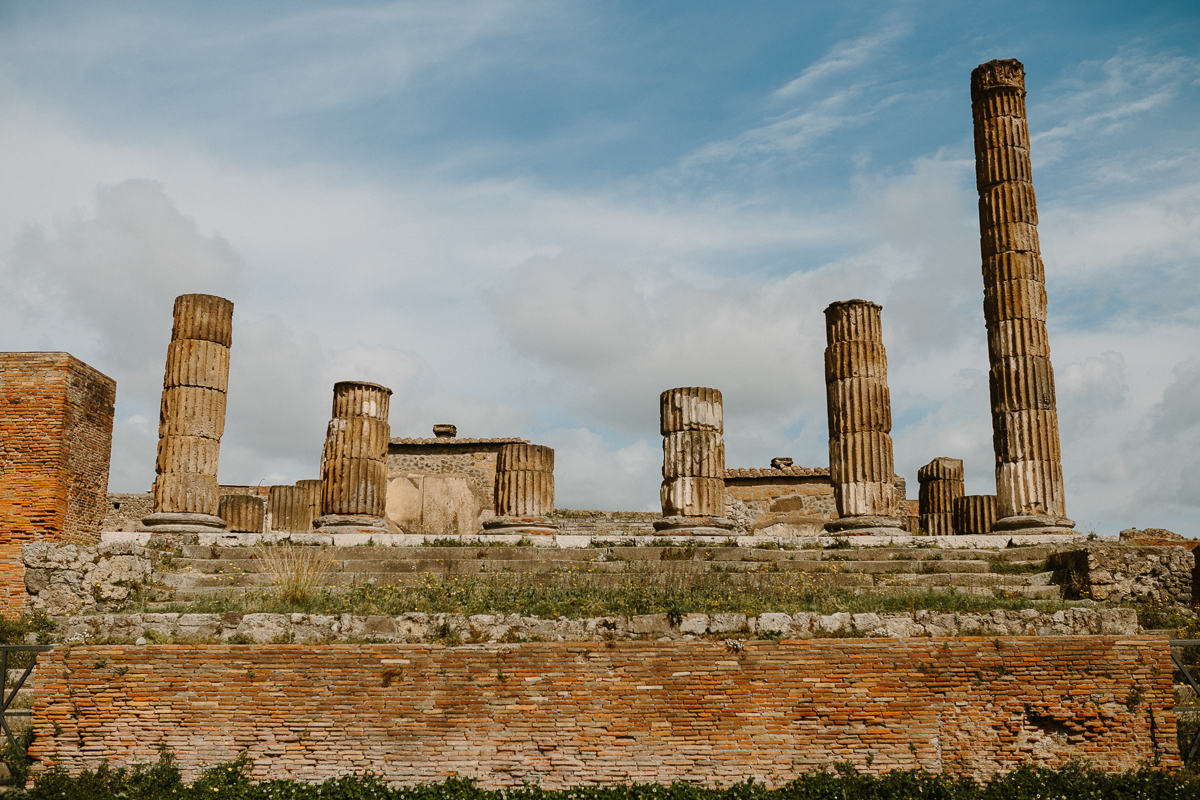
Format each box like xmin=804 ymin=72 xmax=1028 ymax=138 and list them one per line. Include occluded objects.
xmin=254 ymin=545 xmax=336 ymax=605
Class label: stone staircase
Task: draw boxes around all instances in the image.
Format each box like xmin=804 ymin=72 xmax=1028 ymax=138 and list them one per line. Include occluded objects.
xmin=155 ymin=543 xmax=1064 ymax=603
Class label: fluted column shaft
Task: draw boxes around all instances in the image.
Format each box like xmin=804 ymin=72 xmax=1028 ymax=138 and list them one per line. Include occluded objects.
xmin=954 ymin=495 xmax=998 ymax=535
xmin=823 ymin=301 xmax=902 ymax=532
xmin=218 ymin=495 xmax=265 ymax=533
xmin=659 ymin=387 xmax=725 ymax=517
xmin=318 ymin=381 xmax=391 ymax=526
xmin=145 ymin=294 xmax=233 ymax=533
xmin=972 ymin=59 xmax=1072 ymax=530
xmin=268 ymin=482 xmax=319 ymax=532
xmin=494 ymin=444 xmax=555 ymax=516
xmin=917 ymin=458 xmax=964 ymax=536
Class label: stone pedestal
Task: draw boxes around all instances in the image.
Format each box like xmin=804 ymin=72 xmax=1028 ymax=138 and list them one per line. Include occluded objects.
xmin=314 ymin=381 xmax=392 ymax=533
xmin=972 ymin=59 xmax=1073 ymax=534
xmin=954 ymin=495 xmax=998 ymax=535
xmin=822 ymin=301 xmax=904 ymax=535
xmin=142 ymin=294 xmax=234 ymax=540
xmin=654 ymin=387 xmax=735 ymax=535
xmin=918 ymin=458 xmax=964 ymax=536
xmin=484 ymin=443 xmax=560 ymax=533
xmin=218 ymin=495 xmax=266 ymax=533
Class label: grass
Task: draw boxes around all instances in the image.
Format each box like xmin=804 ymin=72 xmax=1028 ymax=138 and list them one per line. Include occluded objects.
xmin=145 ymin=570 xmax=1088 ymax=621
xmin=254 ymin=545 xmax=336 ymax=605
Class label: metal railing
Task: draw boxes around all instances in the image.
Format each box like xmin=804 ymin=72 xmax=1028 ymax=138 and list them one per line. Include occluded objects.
xmin=1169 ymin=639 xmax=1200 ymax=769
xmin=0 ymin=645 xmax=52 ymax=752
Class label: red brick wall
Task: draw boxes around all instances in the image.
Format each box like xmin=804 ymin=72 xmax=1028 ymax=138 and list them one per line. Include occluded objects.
xmin=0 ymin=353 xmax=115 ymax=613
xmin=30 ymin=637 xmax=1178 ymax=785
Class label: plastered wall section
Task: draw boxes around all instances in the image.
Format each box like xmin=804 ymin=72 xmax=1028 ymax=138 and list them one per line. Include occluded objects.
xmin=31 ymin=637 xmax=1177 ymax=786
xmin=387 ymin=440 xmax=522 ymax=514
xmin=0 ymin=353 xmax=115 ymax=613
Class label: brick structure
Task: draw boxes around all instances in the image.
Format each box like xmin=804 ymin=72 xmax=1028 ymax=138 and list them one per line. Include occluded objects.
xmin=918 ymin=458 xmax=965 ymax=536
xmin=30 ymin=637 xmax=1177 ymax=785
xmin=483 ymin=444 xmax=559 ymax=534
xmin=954 ymin=495 xmax=998 ymax=535
xmin=142 ymin=294 xmax=234 ymax=538
xmin=971 ymin=60 xmax=1073 ymax=533
xmin=822 ymin=301 xmax=903 ymax=534
xmin=315 ymin=381 xmax=392 ymax=532
xmin=655 ymin=387 xmax=734 ymax=534
xmin=0 ymin=353 xmax=115 ymax=613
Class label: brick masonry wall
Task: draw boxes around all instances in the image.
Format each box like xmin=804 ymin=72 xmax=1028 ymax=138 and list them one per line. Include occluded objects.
xmin=102 ymin=493 xmax=155 ymax=532
xmin=0 ymin=353 xmax=115 ymax=613
xmin=31 ymin=637 xmax=1177 ymax=785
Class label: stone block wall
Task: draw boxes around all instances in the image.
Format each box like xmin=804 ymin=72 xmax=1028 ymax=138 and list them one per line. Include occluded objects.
xmin=723 ymin=467 xmax=836 ymax=529
xmin=0 ymin=353 xmax=115 ymax=613
xmin=387 ymin=438 xmax=525 ymax=517
xmin=1050 ymin=545 xmax=1195 ymax=606
xmin=102 ymin=493 xmax=155 ymax=532
xmin=30 ymin=637 xmax=1177 ymax=784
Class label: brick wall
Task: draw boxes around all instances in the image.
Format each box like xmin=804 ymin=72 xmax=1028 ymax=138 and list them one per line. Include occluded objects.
xmin=30 ymin=637 xmax=1177 ymax=785
xmin=0 ymin=353 xmax=115 ymax=613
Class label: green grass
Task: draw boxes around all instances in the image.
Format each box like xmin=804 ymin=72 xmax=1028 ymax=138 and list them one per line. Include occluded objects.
xmin=145 ymin=571 xmax=1087 ymax=620
xmin=9 ymin=752 xmax=1198 ymax=799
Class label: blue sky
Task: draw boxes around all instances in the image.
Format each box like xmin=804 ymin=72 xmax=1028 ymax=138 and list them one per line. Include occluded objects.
xmin=1 ymin=1 xmax=1198 ymax=533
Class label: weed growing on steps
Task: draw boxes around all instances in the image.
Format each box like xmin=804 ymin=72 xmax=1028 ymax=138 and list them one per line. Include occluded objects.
xmin=253 ymin=545 xmax=335 ymax=605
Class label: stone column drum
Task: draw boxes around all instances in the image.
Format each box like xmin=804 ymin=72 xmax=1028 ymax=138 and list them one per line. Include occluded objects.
xmin=218 ymin=495 xmax=265 ymax=534
xmin=654 ymin=387 xmax=735 ymax=534
xmin=142 ymin=294 xmax=234 ymax=537
xmin=267 ymin=483 xmax=319 ymax=533
xmin=917 ymin=457 xmax=964 ymax=536
xmin=483 ymin=443 xmax=560 ymax=534
xmin=954 ymin=495 xmax=998 ymax=535
xmin=972 ymin=59 xmax=1073 ymax=533
xmin=314 ymin=381 xmax=392 ymax=532
xmin=823 ymin=300 xmax=904 ymax=534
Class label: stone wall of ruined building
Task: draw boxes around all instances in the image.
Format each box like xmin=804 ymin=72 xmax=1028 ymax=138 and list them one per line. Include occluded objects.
xmin=30 ymin=637 xmax=1177 ymax=785
xmin=1050 ymin=545 xmax=1196 ymax=606
xmin=0 ymin=353 xmax=115 ymax=614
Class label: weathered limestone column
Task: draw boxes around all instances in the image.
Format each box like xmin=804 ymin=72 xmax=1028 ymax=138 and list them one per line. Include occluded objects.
xmin=218 ymin=494 xmax=265 ymax=534
xmin=313 ymin=381 xmax=392 ymax=532
xmin=823 ymin=300 xmax=904 ymax=535
xmin=654 ymin=387 xmax=735 ymax=535
xmin=482 ymin=443 xmax=560 ymax=534
xmin=917 ymin=458 xmax=964 ymax=536
xmin=267 ymin=483 xmax=318 ymax=533
xmin=972 ymin=59 xmax=1074 ymax=533
xmin=142 ymin=294 xmax=234 ymax=538
xmin=954 ymin=495 xmax=998 ymax=535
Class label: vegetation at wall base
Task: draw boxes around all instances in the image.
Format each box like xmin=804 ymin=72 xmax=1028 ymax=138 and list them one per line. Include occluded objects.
xmin=7 ymin=754 xmax=1198 ymax=799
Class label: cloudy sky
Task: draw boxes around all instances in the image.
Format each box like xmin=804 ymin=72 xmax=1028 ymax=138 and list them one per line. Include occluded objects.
xmin=1 ymin=1 xmax=1198 ymax=533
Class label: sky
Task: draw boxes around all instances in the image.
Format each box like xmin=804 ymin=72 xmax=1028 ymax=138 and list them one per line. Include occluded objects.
xmin=1 ymin=1 xmax=1198 ymax=534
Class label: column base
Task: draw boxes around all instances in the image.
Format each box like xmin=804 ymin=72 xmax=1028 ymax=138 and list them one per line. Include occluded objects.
xmin=313 ymin=514 xmax=389 ymax=534
xmin=482 ymin=516 xmax=561 ymax=534
xmin=824 ymin=516 xmax=906 ymax=536
xmin=140 ymin=512 xmax=226 ymax=543
xmin=992 ymin=514 xmax=1075 ymax=534
xmin=653 ymin=516 xmax=737 ymax=536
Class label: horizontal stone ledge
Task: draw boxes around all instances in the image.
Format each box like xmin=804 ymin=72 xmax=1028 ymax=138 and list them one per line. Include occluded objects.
xmin=53 ymin=606 xmax=1140 ymax=646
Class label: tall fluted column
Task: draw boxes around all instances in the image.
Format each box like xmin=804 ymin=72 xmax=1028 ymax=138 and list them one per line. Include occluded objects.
xmin=972 ymin=59 xmax=1073 ymax=532
xmin=142 ymin=294 xmax=234 ymax=538
xmin=823 ymin=300 xmax=903 ymax=535
xmin=654 ymin=387 xmax=735 ymax=535
xmin=482 ymin=443 xmax=561 ymax=534
xmin=314 ymin=381 xmax=391 ymax=532
xmin=917 ymin=458 xmax=964 ymax=536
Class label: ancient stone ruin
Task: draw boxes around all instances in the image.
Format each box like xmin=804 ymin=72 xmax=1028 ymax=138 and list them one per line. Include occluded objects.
xmin=822 ymin=300 xmax=903 ymax=534
xmin=655 ymin=387 xmax=735 ymax=535
xmin=482 ymin=443 xmax=559 ymax=533
xmin=918 ymin=458 xmax=964 ymax=536
xmin=972 ymin=59 xmax=1074 ymax=534
xmin=954 ymin=494 xmax=998 ymax=535
xmin=141 ymin=294 xmax=234 ymax=538
xmin=315 ymin=381 xmax=393 ymax=533
xmin=266 ymin=482 xmax=320 ymax=533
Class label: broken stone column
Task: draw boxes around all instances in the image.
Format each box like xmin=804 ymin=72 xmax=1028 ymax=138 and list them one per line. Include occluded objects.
xmin=654 ymin=387 xmax=735 ymax=535
xmin=218 ymin=494 xmax=265 ymax=534
xmin=917 ymin=458 xmax=964 ymax=536
xmin=141 ymin=294 xmax=234 ymax=539
xmin=267 ymin=483 xmax=319 ymax=533
xmin=314 ymin=381 xmax=392 ymax=532
xmin=823 ymin=300 xmax=904 ymax=535
xmin=953 ymin=495 xmax=998 ymax=535
xmin=482 ymin=443 xmax=560 ymax=534
xmin=972 ymin=59 xmax=1074 ymax=533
